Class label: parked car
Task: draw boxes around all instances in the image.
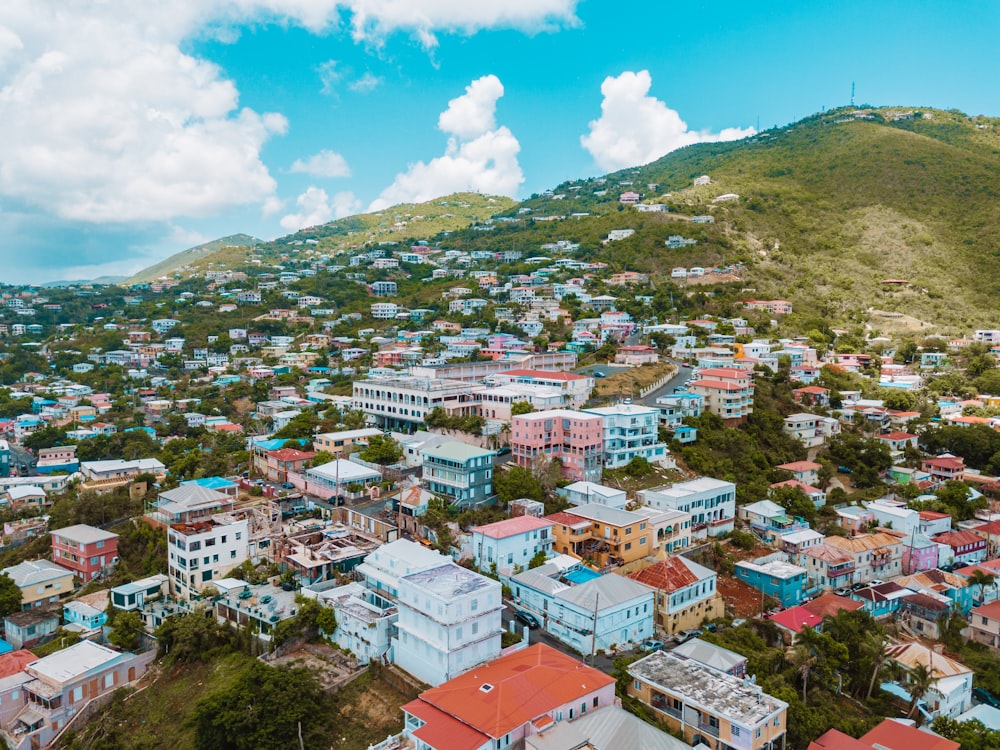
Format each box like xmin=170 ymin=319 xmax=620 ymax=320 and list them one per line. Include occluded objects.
xmin=281 ymin=482 xmax=294 ymax=489
xmin=676 ymin=628 xmax=702 ymax=643
xmin=593 ymin=371 xmax=606 ymax=378
xmin=642 ymin=639 xmax=665 ymax=651
xmin=514 ymin=609 xmax=541 ymax=629
xmin=731 ymin=618 xmax=747 ymax=628
xmin=974 ymin=687 xmax=1000 ymax=708
xmin=869 ymin=579 xmax=885 ymax=587
xmin=495 ymin=446 xmax=512 ymax=456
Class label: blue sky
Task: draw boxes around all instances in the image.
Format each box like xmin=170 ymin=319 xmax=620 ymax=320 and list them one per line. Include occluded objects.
xmin=1 ymin=0 xmax=998 ymax=283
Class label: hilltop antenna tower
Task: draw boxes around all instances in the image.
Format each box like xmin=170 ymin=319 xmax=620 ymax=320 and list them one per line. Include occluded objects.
xmin=851 ymin=82 xmax=855 ymax=107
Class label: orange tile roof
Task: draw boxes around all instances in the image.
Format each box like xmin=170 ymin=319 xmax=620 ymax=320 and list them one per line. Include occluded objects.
xmin=971 ymin=600 xmax=1000 ymax=620
xmin=472 ymin=516 xmax=554 ymax=539
xmin=402 ymin=699 xmax=490 ymax=750
xmin=546 ymin=511 xmax=589 ymax=528
xmin=0 ymin=649 xmax=36 ymax=679
xmin=627 ymin=558 xmax=698 ymax=592
xmin=776 ymin=461 xmax=822 ymax=472
xmin=801 ymin=593 xmax=863 ymax=619
xmin=417 ymin=644 xmax=614 ymax=739
xmin=808 ymin=728 xmax=870 ymax=750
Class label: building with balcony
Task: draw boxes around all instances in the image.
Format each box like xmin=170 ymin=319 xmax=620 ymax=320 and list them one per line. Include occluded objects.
xmin=582 ymin=404 xmax=669 ymax=469
xmin=628 ymin=557 xmax=724 ymax=636
xmin=932 ymin=530 xmax=987 ymax=567
xmin=795 ymin=543 xmax=856 ymax=594
xmin=687 ymin=368 xmax=754 ymax=425
xmin=510 ymin=409 xmax=604 ymax=483
xmin=882 ymin=642 xmax=972 ymax=721
xmin=167 ymin=516 xmax=250 ymax=601
xmin=628 ymin=650 xmax=788 ymax=750
xmin=421 ymin=441 xmax=495 ymax=509
xmin=401 ymin=643 xmax=616 ymax=750
xmin=393 ymin=562 xmax=503 ymax=686
xmin=738 ymin=500 xmax=808 ymax=541
xmin=968 ymin=600 xmax=1000 ymax=651
xmin=302 ymin=459 xmax=382 ymax=504
xmin=0 ymin=640 xmax=153 ymax=750
xmin=145 ymin=484 xmax=234 ymax=528
xmin=471 ymin=516 xmax=555 ymax=577
xmin=782 ymin=413 xmax=840 ymax=448
xmin=638 ymin=478 xmax=736 ymax=539
xmin=312 ymin=581 xmax=397 ymax=665
xmin=485 ymin=369 xmax=594 ymax=408
xmin=50 ymin=525 xmax=119 ymax=583
xmin=354 ymin=374 xmax=481 ymax=431
xmin=654 ymin=392 xmax=703 ymax=429
xmin=921 ymin=455 xmax=965 ymax=485
xmin=356 ymin=538 xmax=450 ymax=600
xmin=823 ymin=532 xmax=904 ymax=584
xmin=546 ymin=505 xmax=655 ymax=568
xmin=557 ymin=481 xmax=627 ymax=510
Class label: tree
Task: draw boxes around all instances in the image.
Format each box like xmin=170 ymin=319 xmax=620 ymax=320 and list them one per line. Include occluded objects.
xmin=906 ymin=662 xmax=935 ymax=726
xmin=861 ymin=631 xmax=889 ymax=699
xmin=787 ymin=644 xmax=818 ymax=705
xmin=528 ymin=550 xmax=548 ymax=569
xmin=967 ymin=569 xmax=997 ymax=606
xmin=108 ymin=610 xmax=145 ymax=651
xmin=358 ymin=434 xmax=403 ymax=465
xmin=0 ymin=573 xmax=21 ymax=617
xmin=510 ymin=400 xmax=534 ymax=416
xmin=494 ymin=465 xmax=544 ymax=504
xmin=189 ymin=661 xmax=326 ymax=750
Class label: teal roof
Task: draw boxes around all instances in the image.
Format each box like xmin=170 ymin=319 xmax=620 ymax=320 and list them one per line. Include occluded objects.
xmin=423 ymin=441 xmax=495 ymax=461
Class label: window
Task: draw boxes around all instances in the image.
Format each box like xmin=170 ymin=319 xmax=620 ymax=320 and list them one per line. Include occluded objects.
xmin=221 ymin=536 xmax=227 ymax=543
xmin=593 ymin=697 xmax=599 ymax=708
xmin=235 ymin=532 xmax=242 ymax=540
xmin=230 ymin=551 xmax=237 ymax=559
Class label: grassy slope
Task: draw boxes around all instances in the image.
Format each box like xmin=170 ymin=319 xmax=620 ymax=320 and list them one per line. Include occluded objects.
xmin=123 ymin=193 xmax=516 ymax=285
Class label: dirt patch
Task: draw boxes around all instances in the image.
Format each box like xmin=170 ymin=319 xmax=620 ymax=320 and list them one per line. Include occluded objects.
xmin=265 ymin=642 xmax=363 ymax=691
xmin=866 ymin=308 xmax=935 ymax=334
xmin=717 ymin=574 xmax=767 ymax=618
xmin=681 ymin=273 xmax=742 ymax=286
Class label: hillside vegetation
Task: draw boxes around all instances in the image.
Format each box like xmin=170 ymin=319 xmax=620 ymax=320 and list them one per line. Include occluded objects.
xmin=126 ymin=193 xmax=515 ymax=283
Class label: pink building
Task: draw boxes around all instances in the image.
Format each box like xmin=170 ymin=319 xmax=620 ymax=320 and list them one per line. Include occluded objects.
xmin=50 ymin=525 xmax=119 ymax=582
xmin=511 ymin=409 xmax=603 ymax=483
xmin=688 ymin=367 xmax=755 ymax=425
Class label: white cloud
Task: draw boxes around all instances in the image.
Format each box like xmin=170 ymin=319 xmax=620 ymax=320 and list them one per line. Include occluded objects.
xmin=581 ymin=70 xmax=756 ymax=172
xmin=316 ymin=59 xmax=342 ymax=95
xmin=280 ymin=186 xmax=360 ymax=231
xmin=341 ymin=0 xmax=579 ymax=47
xmin=370 ymin=74 xmax=522 ymax=210
xmin=348 ymin=71 xmax=382 ymax=93
xmin=290 ymin=150 xmax=352 ymax=178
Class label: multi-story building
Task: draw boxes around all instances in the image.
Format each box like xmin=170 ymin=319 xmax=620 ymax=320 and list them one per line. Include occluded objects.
xmin=167 ymin=516 xmax=250 ymax=600
xmin=371 ymin=302 xmax=399 ymax=319
xmin=485 ymin=369 xmax=594 ymax=408
xmin=968 ymin=600 xmax=1000 ymax=651
xmin=0 ymin=438 xmax=10 ymax=478
xmin=782 ymin=413 xmax=841 ymax=447
xmin=546 ymin=504 xmax=655 ymax=568
xmin=354 ymin=374 xmax=481 ymax=431
xmin=547 ymin=574 xmax=654 ymax=654
xmin=314 ymin=581 xmax=397 ymax=665
xmin=735 ymin=555 xmax=808 ymax=607
xmin=471 ymin=516 xmax=554 ymax=577
xmin=628 ymin=557 xmax=724 ymax=636
xmin=628 ymin=650 xmax=788 ymax=750
xmin=638 ymin=478 xmax=736 ymax=539
xmin=795 ymin=543 xmax=856 ymax=594
xmin=370 ymin=281 xmax=398 ymax=297
xmin=421 ymin=441 xmax=495 ymax=509
xmin=654 ymin=392 xmax=703 ymax=429
xmin=687 ymin=367 xmax=754 ymax=425
xmin=510 ymin=409 xmax=604 ymax=482
xmin=50 ymin=525 xmax=119 ymax=582
xmin=883 ymin=642 xmax=973 ymax=721
xmin=921 ymin=455 xmax=965 ymax=485
xmin=144 ymin=484 xmax=234 ymax=528
xmin=356 ymin=538 xmax=450 ymax=599
xmin=932 ymin=530 xmax=987 ymax=567
xmin=401 ymin=643 xmax=616 ymax=750
xmin=823 ymin=532 xmax=904 ymax=583
xmin=393 ymin=562 xmax=502 ymax=686
xmin=0 ymin=640 xmax=153 ymax=750
xmin=582 ymin=404 xmax=669 ymax=469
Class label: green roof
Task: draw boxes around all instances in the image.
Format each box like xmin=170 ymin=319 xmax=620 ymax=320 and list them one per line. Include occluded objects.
xmin=423 ymin=441 xmax=494 ymax=462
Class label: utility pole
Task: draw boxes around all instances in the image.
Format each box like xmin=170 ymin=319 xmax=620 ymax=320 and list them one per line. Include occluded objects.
xmin=590 ymin=592 xmax=600 ymax=665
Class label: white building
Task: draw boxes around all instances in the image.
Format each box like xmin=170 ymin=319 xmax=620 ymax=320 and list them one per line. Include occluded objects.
xmin=353 ymin=374 xmax=481 ymax=431
xmin=558 ymin=481 xmax=627 ymax=510
xmin=393 ymin=562 xmax=503 ymax=686
xmin=313 ymin=581 xmax=397 ymax=665
xmin=583 ymin=404 xmax=670 ymax=469
xmin=638 ymin=477 xmax=737 ymax=538
xmin=471 ymin=516 xmax=555 ymax=577
xmin=168 ymin=516 xmax=250 ymax=600
xmin=356 ymin=538 xmax=450 ymax=599
xmin=371 ymin=302 xmax=400 ymax=319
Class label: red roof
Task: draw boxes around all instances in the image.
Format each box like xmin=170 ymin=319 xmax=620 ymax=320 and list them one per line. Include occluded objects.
xmin=923 ymin=456 xmax=965 ymax=470
xmin=402 ymin=699 xmax=490 ymax=750
xmin=808 ymin=728 xmax=870 ymax=750
xmin=879 ymin=432 xmax=917 ymax=441
xmin=546 ymin=511 xmax=589 ymax=528
xmin=267 ymin=448 xmax=316 ymax=461
xmin=768 ymin=606 xmax=822 ymax=633
xmin=472 ymin=515 xmax=554 ymax=539
xmin=918 ymin=510 xmax=950 ymax=520
xmin=689 ymin=379 xmax=745 ymax=391
xmin=697 ymin=367 xmax=750 ymax=379
xmin=416 ymin=644 xmax=614 ymax=739
xmin=499 ymin=369 xmax=586 ymax=381
xmin=771 ymin=479 xmax=822 ymax=494
xmin=932 ymin=530 xmax=985 ymax=548
xmin=801 ymin=594 xmax=863 ymax=619
xmin=971 ymin=600 xmax=1000 ymax=620
xmin=0 ymin=650 xmax=36 ymax=679
xmin=859 ymin=719 xmax=959 ymax=750
xmin=628 ymin=558 xmax=698 ymax=592
xmin=794 ymin=386 xmax=829 ymax=394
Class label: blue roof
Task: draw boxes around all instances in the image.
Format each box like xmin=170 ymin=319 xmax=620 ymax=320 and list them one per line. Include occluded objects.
xmin=251 ymin=437 xmax=309 ymax=451
xmin=0 ymin=638 xmax=12 ymax=655
xmin=675 ymin=426 xmax=696 ymax=434
xmin=307 ymin=366 xmax=331 ymax=373
xmin=182 ymin=476 xmax=237 ymax=490
xmin=564 ymin=567 xmax=602 ymax=585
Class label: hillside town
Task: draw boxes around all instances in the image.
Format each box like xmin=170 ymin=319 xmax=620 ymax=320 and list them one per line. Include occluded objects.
xmin=0 ymin=196 xmax=998 ymax=750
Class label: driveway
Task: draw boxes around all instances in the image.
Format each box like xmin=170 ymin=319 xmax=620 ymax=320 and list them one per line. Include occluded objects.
xmin=638 ymin=361 xmax=694 ymax=405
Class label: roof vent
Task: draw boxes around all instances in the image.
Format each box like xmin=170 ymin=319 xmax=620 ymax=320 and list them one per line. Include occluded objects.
xmin=480 ymin=683 xmax=494 ymax=693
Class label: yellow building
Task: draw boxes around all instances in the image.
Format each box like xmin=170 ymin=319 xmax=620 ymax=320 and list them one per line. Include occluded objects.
xmin=628 ymin=557 xmax=725 ymax=636
xmin=628 ymin=650 xmax=788 ymax=750
xmin=546 ymin=504 xmax=654 ymax=568
xmin=1 ymin=559 xmax=75 ymax=610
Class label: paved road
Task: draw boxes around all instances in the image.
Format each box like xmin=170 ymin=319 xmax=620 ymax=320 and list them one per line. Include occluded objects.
xmin=575 ymin=364 xmax=631 ymax=378
xmin=638 ymin=361 xmax=694 ymax=406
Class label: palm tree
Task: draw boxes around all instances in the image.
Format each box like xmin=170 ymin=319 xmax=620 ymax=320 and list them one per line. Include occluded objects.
xmin=861 ymin=631 xmax=888 ymax=699
xmin=967 ymin=569 xmax=997 ymax=606
xmin=787 ymin=644 xmax=818 ymax=705
xmin=906 ymin=662 xmax=935 ymax=727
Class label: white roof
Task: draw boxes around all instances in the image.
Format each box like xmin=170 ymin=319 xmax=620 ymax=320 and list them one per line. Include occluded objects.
xmin=52 ymin=524 xmax=118 ymax=545
xmin=308 ymin=459 xmax=382 ymax=483
xmin=563 ymin=481 xmax=624 ymax=498
xmin=555 ymin=573 xmax=653 ymax=609
xmin=82 ymin=458 xmax=165 ymax=474
xmin=6 ymin=485 xmax=46 ymax=500
xmin=742 ymin=500 xmax=785 ymax=517
xmin=2 ymin=559 xmax=72 ymax=587
xmin=780 ymin=529 xmax=824 ymax=545
xmin=28 ymin=640 xmax=125 ymax=683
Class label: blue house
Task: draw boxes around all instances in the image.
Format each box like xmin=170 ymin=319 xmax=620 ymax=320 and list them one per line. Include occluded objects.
xmin=63 ymin=600 xmax=108 ymax=631
xmin=849 ymin=581 xmax=912 ymax=619
xmin=181 ymin=476 xmax=238 ymax=497
xmin=735 ymin=554 xmax=807 ymax=607
xmin=110 ymin=574 xmax=169 ymax=611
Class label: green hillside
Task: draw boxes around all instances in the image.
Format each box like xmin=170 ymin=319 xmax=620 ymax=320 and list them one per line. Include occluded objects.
xmin=510 ymin=107 xmax=1000 ymax=332
xmin=125 ymin=234 xmax=260 ymax=284
xmin=124 ymin=193 xmax=515 ymax=285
